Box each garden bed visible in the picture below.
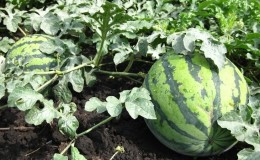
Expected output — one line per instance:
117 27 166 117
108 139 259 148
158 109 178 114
0 75 242 160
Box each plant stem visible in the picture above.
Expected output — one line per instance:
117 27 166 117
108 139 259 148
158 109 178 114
93 9 111 67
110 151 119 160
76 116 114 138
62 62 93 74
96 70 145 78
24 61 93 76
60 139 75 155
18 26 27 36
36 74 59 92
0 126 34 131
24 70 56 75
124 55 134 72
125 76 143 84
60 116 114 155
110 146 125 160
93 36 106 67
0 104 8 110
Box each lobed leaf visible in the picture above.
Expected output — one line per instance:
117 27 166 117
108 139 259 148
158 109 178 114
40 12 61 35
123 87 156 119
68 70 84 93
1 4 26 32
58 115 79 138
125 99 155 119
53 82 73 103
0 74 5 99
84 97 107 113
0 37 15 53
8 86 44 110
53 154 68 160
106 96 123 117
25 99 58 125
71 146 86 160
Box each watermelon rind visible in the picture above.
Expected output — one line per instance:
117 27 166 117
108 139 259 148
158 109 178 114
144 53 248 157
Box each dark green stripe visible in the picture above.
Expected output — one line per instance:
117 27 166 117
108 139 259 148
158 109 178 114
228 62 242 105
12 52 54 61
162 55 209 135
25 62 57 70
185 56 202 83
144 74 199 140
185 55 208 99
8 40 45 57
209 61 222 123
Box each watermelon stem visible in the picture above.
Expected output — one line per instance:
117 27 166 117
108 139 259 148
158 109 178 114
62 62 94 74
60 139 76 155
60 116 114 155
96 69 145 78
109 146 125 160
36 74 59 92
124 55 134 72
0 104 8 110
24 61 94 75
18 26 27 36
93 33 107 67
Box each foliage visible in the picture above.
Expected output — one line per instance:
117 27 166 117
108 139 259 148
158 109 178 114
218 86 260 160
0 0 259 159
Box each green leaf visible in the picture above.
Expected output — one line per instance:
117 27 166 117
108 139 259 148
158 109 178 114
29 75 48 90
1 4 26 32
84 69 96 87
53 81 72 103
125 99 155 119
0 74 5 99
71 146 86 160
124 87 156 119
0 37 15 53
147 44 166 60
126 87 151 101
84 97 107 113
0 55 5 73
167 33 187 54
218 109 255 142
136 37 148 56
238 148 260 160
8 86 44 110
168 28 227 69
25 99 58 125
39 40 58 54
59 102 77 115
53 153 68 160
113 52 129 65
68 70 84 93
24 12 42 31
218 102 260 159
119 90 131 103
58 115 79 138
200 39 226 70
106 96 123 117
111 38 133 65
40 12 61 35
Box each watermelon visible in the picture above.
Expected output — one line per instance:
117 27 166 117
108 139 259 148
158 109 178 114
144 53 248 156
6 34 58 71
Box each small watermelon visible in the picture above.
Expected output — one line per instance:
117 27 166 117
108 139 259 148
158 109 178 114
144 53 248 156
6 34 58 72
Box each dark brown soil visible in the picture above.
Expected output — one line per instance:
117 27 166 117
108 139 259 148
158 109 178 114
0 73 245 160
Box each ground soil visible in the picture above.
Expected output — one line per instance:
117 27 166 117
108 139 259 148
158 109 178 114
0 70 246 160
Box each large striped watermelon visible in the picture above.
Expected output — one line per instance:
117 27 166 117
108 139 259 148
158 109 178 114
6 34 58 71
144 53 248 156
